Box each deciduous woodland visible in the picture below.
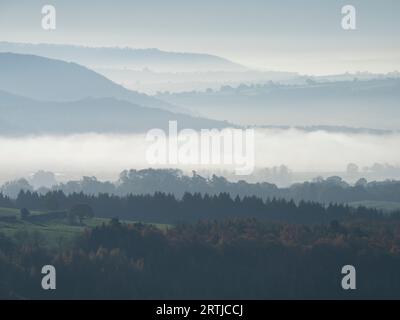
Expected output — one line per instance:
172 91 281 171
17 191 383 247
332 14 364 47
1 218 400 299
0 191 400 299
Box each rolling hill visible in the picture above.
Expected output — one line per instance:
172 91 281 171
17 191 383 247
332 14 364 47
0 52 188 114
0 42 246 72
0 90 233 134
157 79 400 129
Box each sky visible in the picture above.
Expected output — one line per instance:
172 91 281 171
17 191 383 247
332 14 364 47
0 0 399 74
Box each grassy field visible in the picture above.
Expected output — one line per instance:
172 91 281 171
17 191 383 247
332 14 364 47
0 207 45 217
0 207 170 247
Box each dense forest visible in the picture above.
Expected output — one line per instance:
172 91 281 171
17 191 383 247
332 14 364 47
1 218 400 299
2 173 400 299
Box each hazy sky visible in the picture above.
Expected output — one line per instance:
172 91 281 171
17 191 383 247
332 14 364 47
0 0 399 74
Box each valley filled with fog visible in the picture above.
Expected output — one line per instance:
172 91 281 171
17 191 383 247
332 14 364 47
0 46 399 187
0 128 399 186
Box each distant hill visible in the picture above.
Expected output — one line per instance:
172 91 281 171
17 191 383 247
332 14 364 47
0 42 246 72
0 90 233 134
0 52 187 114
157 79 400 129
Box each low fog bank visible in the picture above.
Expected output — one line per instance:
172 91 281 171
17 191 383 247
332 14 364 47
0 128 399 184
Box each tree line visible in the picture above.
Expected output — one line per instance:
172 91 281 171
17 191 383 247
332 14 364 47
3 169 400 204
7 189 400 224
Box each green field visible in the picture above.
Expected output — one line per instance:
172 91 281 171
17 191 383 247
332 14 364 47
0 207 45 217
0 207 170 246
